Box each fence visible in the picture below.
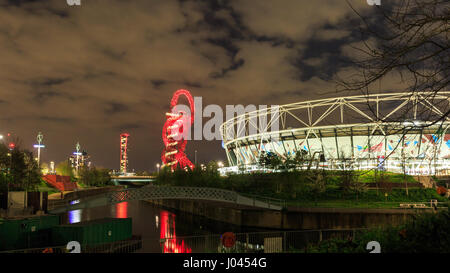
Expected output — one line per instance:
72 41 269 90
0 236 143 254
286 200 449 209
0 229 367 253
159 229 367 253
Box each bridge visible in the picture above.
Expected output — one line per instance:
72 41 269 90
110 176 155 186
48 186 285 214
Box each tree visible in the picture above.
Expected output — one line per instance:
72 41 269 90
294 150 308 169
56 160 75 179
258 152 270 170
206 161 220 178
22 150 41 191
335 0 449 176
40 162 50 174
267 153 282 170
339 0 449 99
0 142 42 191
310 171 326 205
78 166 112 187
338 158 357 197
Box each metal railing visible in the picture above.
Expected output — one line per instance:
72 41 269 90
286 200 449 209
0 229 366 253
157 229 367 253
0 236 143 254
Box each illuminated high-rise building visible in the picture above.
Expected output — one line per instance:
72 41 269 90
69 142 91 173
120 133 130 174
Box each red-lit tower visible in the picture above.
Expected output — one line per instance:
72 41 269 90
161 89 195 171
120 133 130 174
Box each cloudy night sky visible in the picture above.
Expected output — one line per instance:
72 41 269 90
0 0 407 171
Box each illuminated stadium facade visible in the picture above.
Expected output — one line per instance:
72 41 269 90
220 92 450 176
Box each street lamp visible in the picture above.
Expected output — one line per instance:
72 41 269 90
7 142 14 198
33 132 45 167
156 163 160 174
73 142 82 173
218 161 224 168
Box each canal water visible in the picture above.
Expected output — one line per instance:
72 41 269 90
58 200 268 253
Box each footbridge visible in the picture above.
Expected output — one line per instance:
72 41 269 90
110 176 155 185
48 186 284 214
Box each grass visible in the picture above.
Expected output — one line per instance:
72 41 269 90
352 170 418 184
76 182 88 189
156 168 449 209
36 180 59 194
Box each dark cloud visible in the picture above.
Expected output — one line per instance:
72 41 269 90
37 115 74 123
150 79 167 89
105 102 130 115
114 123 142 131
100 48 127 61
182 81 203 88
33 90 61 102
209 57 245 79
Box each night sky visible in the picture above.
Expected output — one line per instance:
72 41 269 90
0 0 408 171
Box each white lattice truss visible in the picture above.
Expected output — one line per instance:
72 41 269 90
220 92 450 173
48 186 284 213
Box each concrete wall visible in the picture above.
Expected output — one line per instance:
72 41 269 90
63 186 124 200
8 192 26 209
0 192 47 218
47 186 124 211
147 199 434 230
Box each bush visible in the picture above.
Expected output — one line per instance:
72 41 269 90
305 211 450 253
78 167 112 187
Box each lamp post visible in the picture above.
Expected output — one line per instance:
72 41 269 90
73 142 82 174
7 142 14 207
33 132 45 167
156 163 160 174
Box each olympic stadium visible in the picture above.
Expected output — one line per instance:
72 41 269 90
219 92 450 176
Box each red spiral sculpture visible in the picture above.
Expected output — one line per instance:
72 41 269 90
161 89 195 171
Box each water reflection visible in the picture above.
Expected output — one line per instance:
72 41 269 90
116 202 128 218
68 209 82 224
68 200 82 223
60 200 258 253
159 211 191 253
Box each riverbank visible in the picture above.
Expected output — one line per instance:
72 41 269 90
47 186 124 211
146 199 444 230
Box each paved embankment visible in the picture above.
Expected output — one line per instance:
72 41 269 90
48 186 124 211
146 199 444 230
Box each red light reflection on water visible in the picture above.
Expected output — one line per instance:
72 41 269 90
116 202 128 218
160 211 191 253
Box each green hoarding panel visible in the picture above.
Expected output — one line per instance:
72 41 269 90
51 217 132 247
0 215 60 251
